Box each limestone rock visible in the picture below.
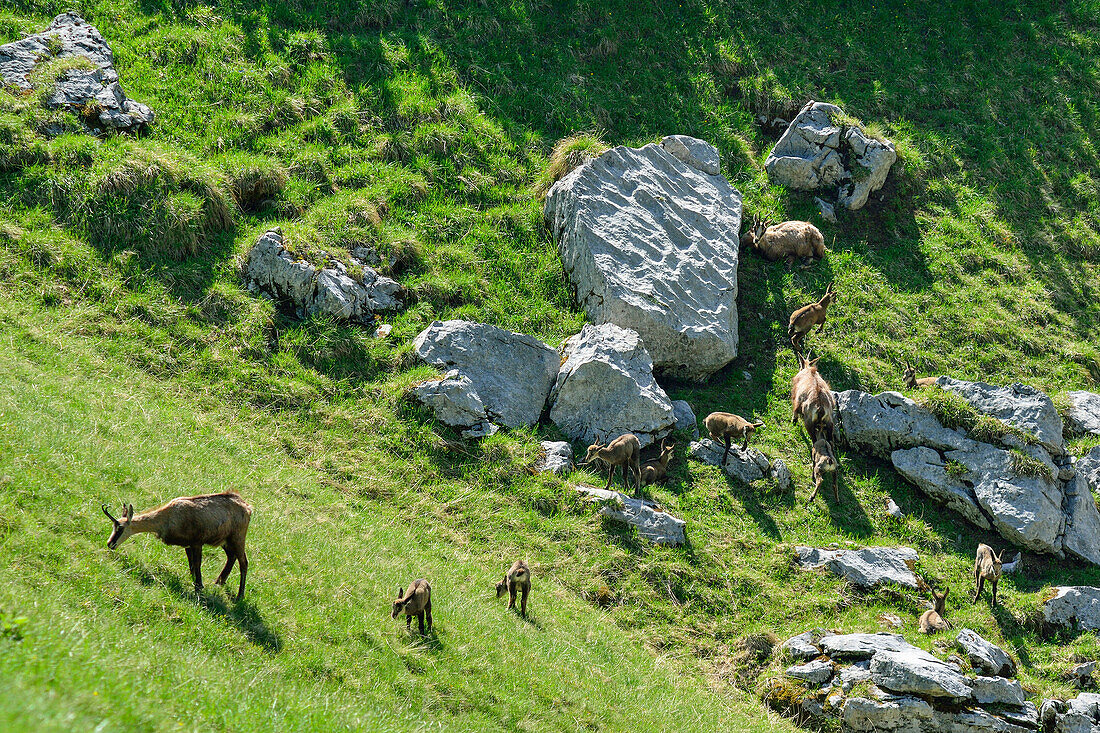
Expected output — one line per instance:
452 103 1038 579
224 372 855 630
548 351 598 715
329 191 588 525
771 458 793 493
413 320 559 429
0 13 153 133
574 484 685 545
245 229 401 323
969 676 1025 706
545 139 741 380
795 546 920 589
786 659 834 686
937 377 1065 455
411 370 497 439
956 628 1016 678
1062 473 1100 566
532 441 573 476
1064 391 1100 436
779 631 822 662
671 400 700 439
1076 446 1100 494
837 390 969 458
819 633 910 661
765 101 896 211
1043 587 1100 631
1039 693 1100 732
549 324 675 449
870 648 973 701
688 438 770 484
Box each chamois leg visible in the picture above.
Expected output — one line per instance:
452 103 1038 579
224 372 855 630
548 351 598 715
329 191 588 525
832 471 839 503
741 434 750 451
973 573 984 603
604 463 615 491
817 322 826 334
425 598 433 631
520 586 529 618
417 611 426 634
234 543 248 602
186 546 204 593
721 436 731 463
215 546 237 586
406 614 413 630
991 579 998 607
507 583 517 611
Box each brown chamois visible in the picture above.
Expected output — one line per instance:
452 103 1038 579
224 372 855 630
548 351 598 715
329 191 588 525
788 282 837 354
392 578 433 634
903 360 939 389
919 587 951 634
102 491 252 602
791 353 837 443
740 217 826 266
808 438 839 503
495 560 531 618
974 544 1006 606
704 412 765 463
581 433 642 494
639 439 676 487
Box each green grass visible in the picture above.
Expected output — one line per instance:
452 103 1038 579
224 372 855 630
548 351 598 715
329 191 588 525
2 0 1100 729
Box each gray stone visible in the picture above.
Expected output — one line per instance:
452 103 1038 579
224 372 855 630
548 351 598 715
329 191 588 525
411 370 497 439
1062 473 1100 566
969 676 1026 706
671 400 699 439
795 546 920 589
815 196 838 223
545 139 741 380
532 441 573 476
0 13 153 133
1044 587 1100 631
1065 391 1100 436
819 633 910 661
890 445 993 530
660 134 721 175
837 390 970 458
245 229 401 323
839 661 873 693
1040 694 1100 733
771 458 793 492
937 377 1065 455
787 659 834 686
1071 661 1097 687
688 438 769 484
765 101 896 211
1077 446 1100 494
573 484 685 545
956 628 1016 678
999 702 1039 730
549 324 675 449
413 320 559 429
870 648 972 701
779 631 822 662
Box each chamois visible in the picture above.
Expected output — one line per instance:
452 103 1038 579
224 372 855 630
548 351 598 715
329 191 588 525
808 438 838 503
640 439 676 487
704 412 764 463
496 560 531 618
581 433 642 494
788 282 837 354
740 217 826 266
102 491 252 602
974 544 1006 606
392 578 433 634
919 587 951 634
791 353 837 443
903 361 939 389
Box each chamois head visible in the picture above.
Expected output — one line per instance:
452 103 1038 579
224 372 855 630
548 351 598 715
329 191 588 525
990 549 1006 578
931 587 949 614
903 360 917 389
798 352 821 371
821 281 837 305
580 440 605 466
495 578 508 598
103 503 135 550
739 216 766 249
391 587 409 618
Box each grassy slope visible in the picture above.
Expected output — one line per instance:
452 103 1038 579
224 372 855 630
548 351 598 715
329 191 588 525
2 0 1100 729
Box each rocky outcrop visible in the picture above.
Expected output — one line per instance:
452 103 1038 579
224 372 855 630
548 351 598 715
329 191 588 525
1039 693 1100 732
688 438 771 485
1075 446 1100 494
672 400 700 439
544 137 742 381
766 630 1036 732
1063 391 1100 436
1043 587 1100 631
956 628 1016 678
532 441 573 475
245 228 402 323
795 546 920 589
413 320 559 429
764 101 896 211
574 484 685 545
0 13 154 133
836 388 1100 566
549 324 675 449
410 370 497 439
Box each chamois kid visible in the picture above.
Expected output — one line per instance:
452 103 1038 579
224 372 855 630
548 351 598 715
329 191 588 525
740 217 826 266
496 560 531 618
919 587 951 634
789 282 837 354
808 438 838 503
581 433 642 494
704 412 764 463
791 353 837 443
640 439 676 487
903 361 939 389
974 544 1006 606
392 578 433 634
102 491 252 602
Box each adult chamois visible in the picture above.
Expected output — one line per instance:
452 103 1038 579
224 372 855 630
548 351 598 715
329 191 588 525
581 433 642 494
496 560 531 618
704 412 764 463
102 491 252 602
740 217 826 267
974 544 1007 606
789 282 837 354
791 353 837 443
392 578 433 634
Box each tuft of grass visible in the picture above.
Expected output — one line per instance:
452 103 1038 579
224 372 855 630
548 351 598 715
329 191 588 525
919 388 1041 448
1009 449 1054 482
214 151 289 213
536 132 610 198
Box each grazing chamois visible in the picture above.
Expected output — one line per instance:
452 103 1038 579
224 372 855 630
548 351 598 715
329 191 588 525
808 438 839 503
640 439 676 487
789 282 837 354
102 491 252 602
704 412 764 463
974 544 1006 606
496 560 531 618
791 353 837 443
740 217 826 266
581 433 642 494
919 587 951 634
392 578 433 634
903 361 939 389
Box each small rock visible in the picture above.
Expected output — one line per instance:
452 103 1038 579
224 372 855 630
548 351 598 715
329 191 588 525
968 676 1025 706
819 633 910 661
660 134 722 176
1071 661 1097 687
787 659 835 686
374 323 393 338
814 197 837 223
411 370 497 440
779 631 822 662
671 400 699 439
532 441 573 476
688 438 769 484
742 370 753 382
795 546 920 589
884 496 904 518
573 484 686 545
956 628 1016 677
1064 391 1100 436
1044 587 1100 631
771 459 792 492
1000 552 1022 574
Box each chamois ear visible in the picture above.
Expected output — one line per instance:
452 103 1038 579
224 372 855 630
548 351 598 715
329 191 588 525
125 504 134 520
397 586 404 599
810 356 821 367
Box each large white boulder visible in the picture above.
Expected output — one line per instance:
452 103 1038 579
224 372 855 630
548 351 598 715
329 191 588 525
795 546 920 589
413 320 559 429
544 138 741 381
1064 391 1100 435
410 370 497 439
574 484 686 545
1043 587 1100 631
870 648 973 701
0 13 154 133
549 324 675 449
956 628 1016 678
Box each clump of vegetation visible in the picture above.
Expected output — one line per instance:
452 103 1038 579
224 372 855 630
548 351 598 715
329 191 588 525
536 133 609 198
1010 449 1054 482
919 388 1040 448
945 459 970 481
214 152 289 212
0 612 27 641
